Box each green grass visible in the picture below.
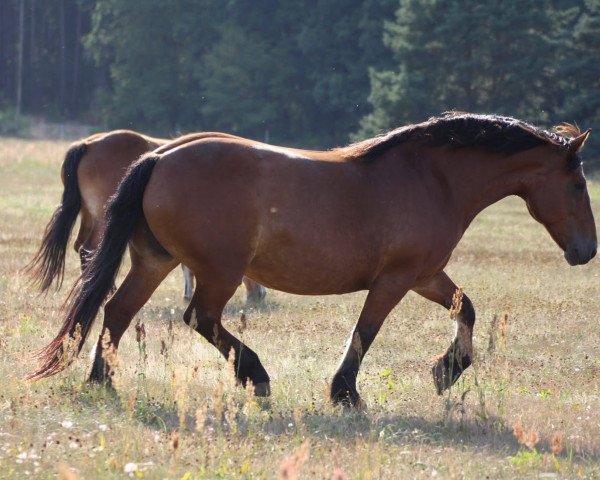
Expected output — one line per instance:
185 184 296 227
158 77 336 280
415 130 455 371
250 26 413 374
0 137 599 479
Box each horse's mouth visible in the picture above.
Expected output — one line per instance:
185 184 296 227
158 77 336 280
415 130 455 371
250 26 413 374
564 242 597 266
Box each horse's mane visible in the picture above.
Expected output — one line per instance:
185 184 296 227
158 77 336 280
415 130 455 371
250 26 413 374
336 112 579 162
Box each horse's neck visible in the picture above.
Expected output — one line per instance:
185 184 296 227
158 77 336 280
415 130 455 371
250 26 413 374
431 149 530 229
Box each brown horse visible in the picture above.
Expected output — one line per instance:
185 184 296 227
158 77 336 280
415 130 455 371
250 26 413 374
26 129 266 302
29 113 596 408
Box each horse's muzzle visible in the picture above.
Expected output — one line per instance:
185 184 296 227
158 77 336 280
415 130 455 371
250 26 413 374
564 238 597 266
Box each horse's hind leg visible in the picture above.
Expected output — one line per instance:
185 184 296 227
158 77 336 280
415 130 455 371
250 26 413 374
74 208 105 273
243 277 267 303
182 265 194 301
73 209 96 271
413 271 475 395
184 277 270 396
89 250 177 384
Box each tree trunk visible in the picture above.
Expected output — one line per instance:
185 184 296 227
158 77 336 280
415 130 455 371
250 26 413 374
59 0 66 117
72 6 81 114
16 0 25 115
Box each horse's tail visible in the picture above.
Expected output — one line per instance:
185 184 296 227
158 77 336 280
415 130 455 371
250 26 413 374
25 142 87 292
28 154 160 381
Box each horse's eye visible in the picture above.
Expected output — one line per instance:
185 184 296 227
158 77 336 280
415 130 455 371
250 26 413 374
574 182 586 192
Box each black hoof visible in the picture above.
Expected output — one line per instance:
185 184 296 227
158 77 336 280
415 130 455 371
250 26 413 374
253 382 271 397
330 373 363 409
88 357 115 388
432 352 471 395
235 349 270 394
87 373 115 391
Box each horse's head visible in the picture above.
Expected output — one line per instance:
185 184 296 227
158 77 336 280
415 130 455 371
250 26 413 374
522 129 597 266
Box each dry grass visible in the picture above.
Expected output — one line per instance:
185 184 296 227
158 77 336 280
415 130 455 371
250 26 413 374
1 136 599 478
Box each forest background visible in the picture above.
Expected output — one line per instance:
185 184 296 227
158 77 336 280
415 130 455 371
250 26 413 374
1 0 599 164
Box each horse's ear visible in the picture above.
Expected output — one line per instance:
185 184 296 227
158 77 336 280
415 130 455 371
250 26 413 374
568 129 591 154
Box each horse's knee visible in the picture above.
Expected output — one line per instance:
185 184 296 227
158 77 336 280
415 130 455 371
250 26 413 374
182 304 215 338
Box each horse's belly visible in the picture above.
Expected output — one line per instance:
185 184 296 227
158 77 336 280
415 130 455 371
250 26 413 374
246 247 371 295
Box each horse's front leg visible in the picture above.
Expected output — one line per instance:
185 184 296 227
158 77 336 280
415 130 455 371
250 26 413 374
413 271 475 394
330 274 412 408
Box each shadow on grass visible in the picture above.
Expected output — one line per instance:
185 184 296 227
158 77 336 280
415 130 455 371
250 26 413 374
223 295 283 317
142 295 281 327
54 378 600 464
122 394 600 461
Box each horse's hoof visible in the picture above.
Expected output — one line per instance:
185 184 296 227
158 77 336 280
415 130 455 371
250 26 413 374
350 397 368 412
332 395 367 411
432 358 449 395
253 382 271 397
330 388 364 410
88 362 116 390
86 376 115 392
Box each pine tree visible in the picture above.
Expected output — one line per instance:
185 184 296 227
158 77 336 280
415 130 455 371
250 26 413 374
557 0 600 162
85 0 197 133
357 0 562 137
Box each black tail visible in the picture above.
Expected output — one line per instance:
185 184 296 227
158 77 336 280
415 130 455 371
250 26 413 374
28 154 160 380
26 142 87 292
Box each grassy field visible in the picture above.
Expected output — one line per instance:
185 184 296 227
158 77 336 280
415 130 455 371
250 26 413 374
0 137 599 479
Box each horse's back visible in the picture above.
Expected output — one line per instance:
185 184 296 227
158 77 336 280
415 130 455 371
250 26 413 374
153 132 244 155
84 129 166 158
144 137 360 224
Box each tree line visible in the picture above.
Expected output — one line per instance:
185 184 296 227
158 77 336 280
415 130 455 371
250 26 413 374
1 0 598 163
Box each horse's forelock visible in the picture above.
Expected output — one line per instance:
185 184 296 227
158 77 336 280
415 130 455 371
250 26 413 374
553 123 581 139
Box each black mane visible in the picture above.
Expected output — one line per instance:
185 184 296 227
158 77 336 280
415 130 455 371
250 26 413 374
339 113 573 161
